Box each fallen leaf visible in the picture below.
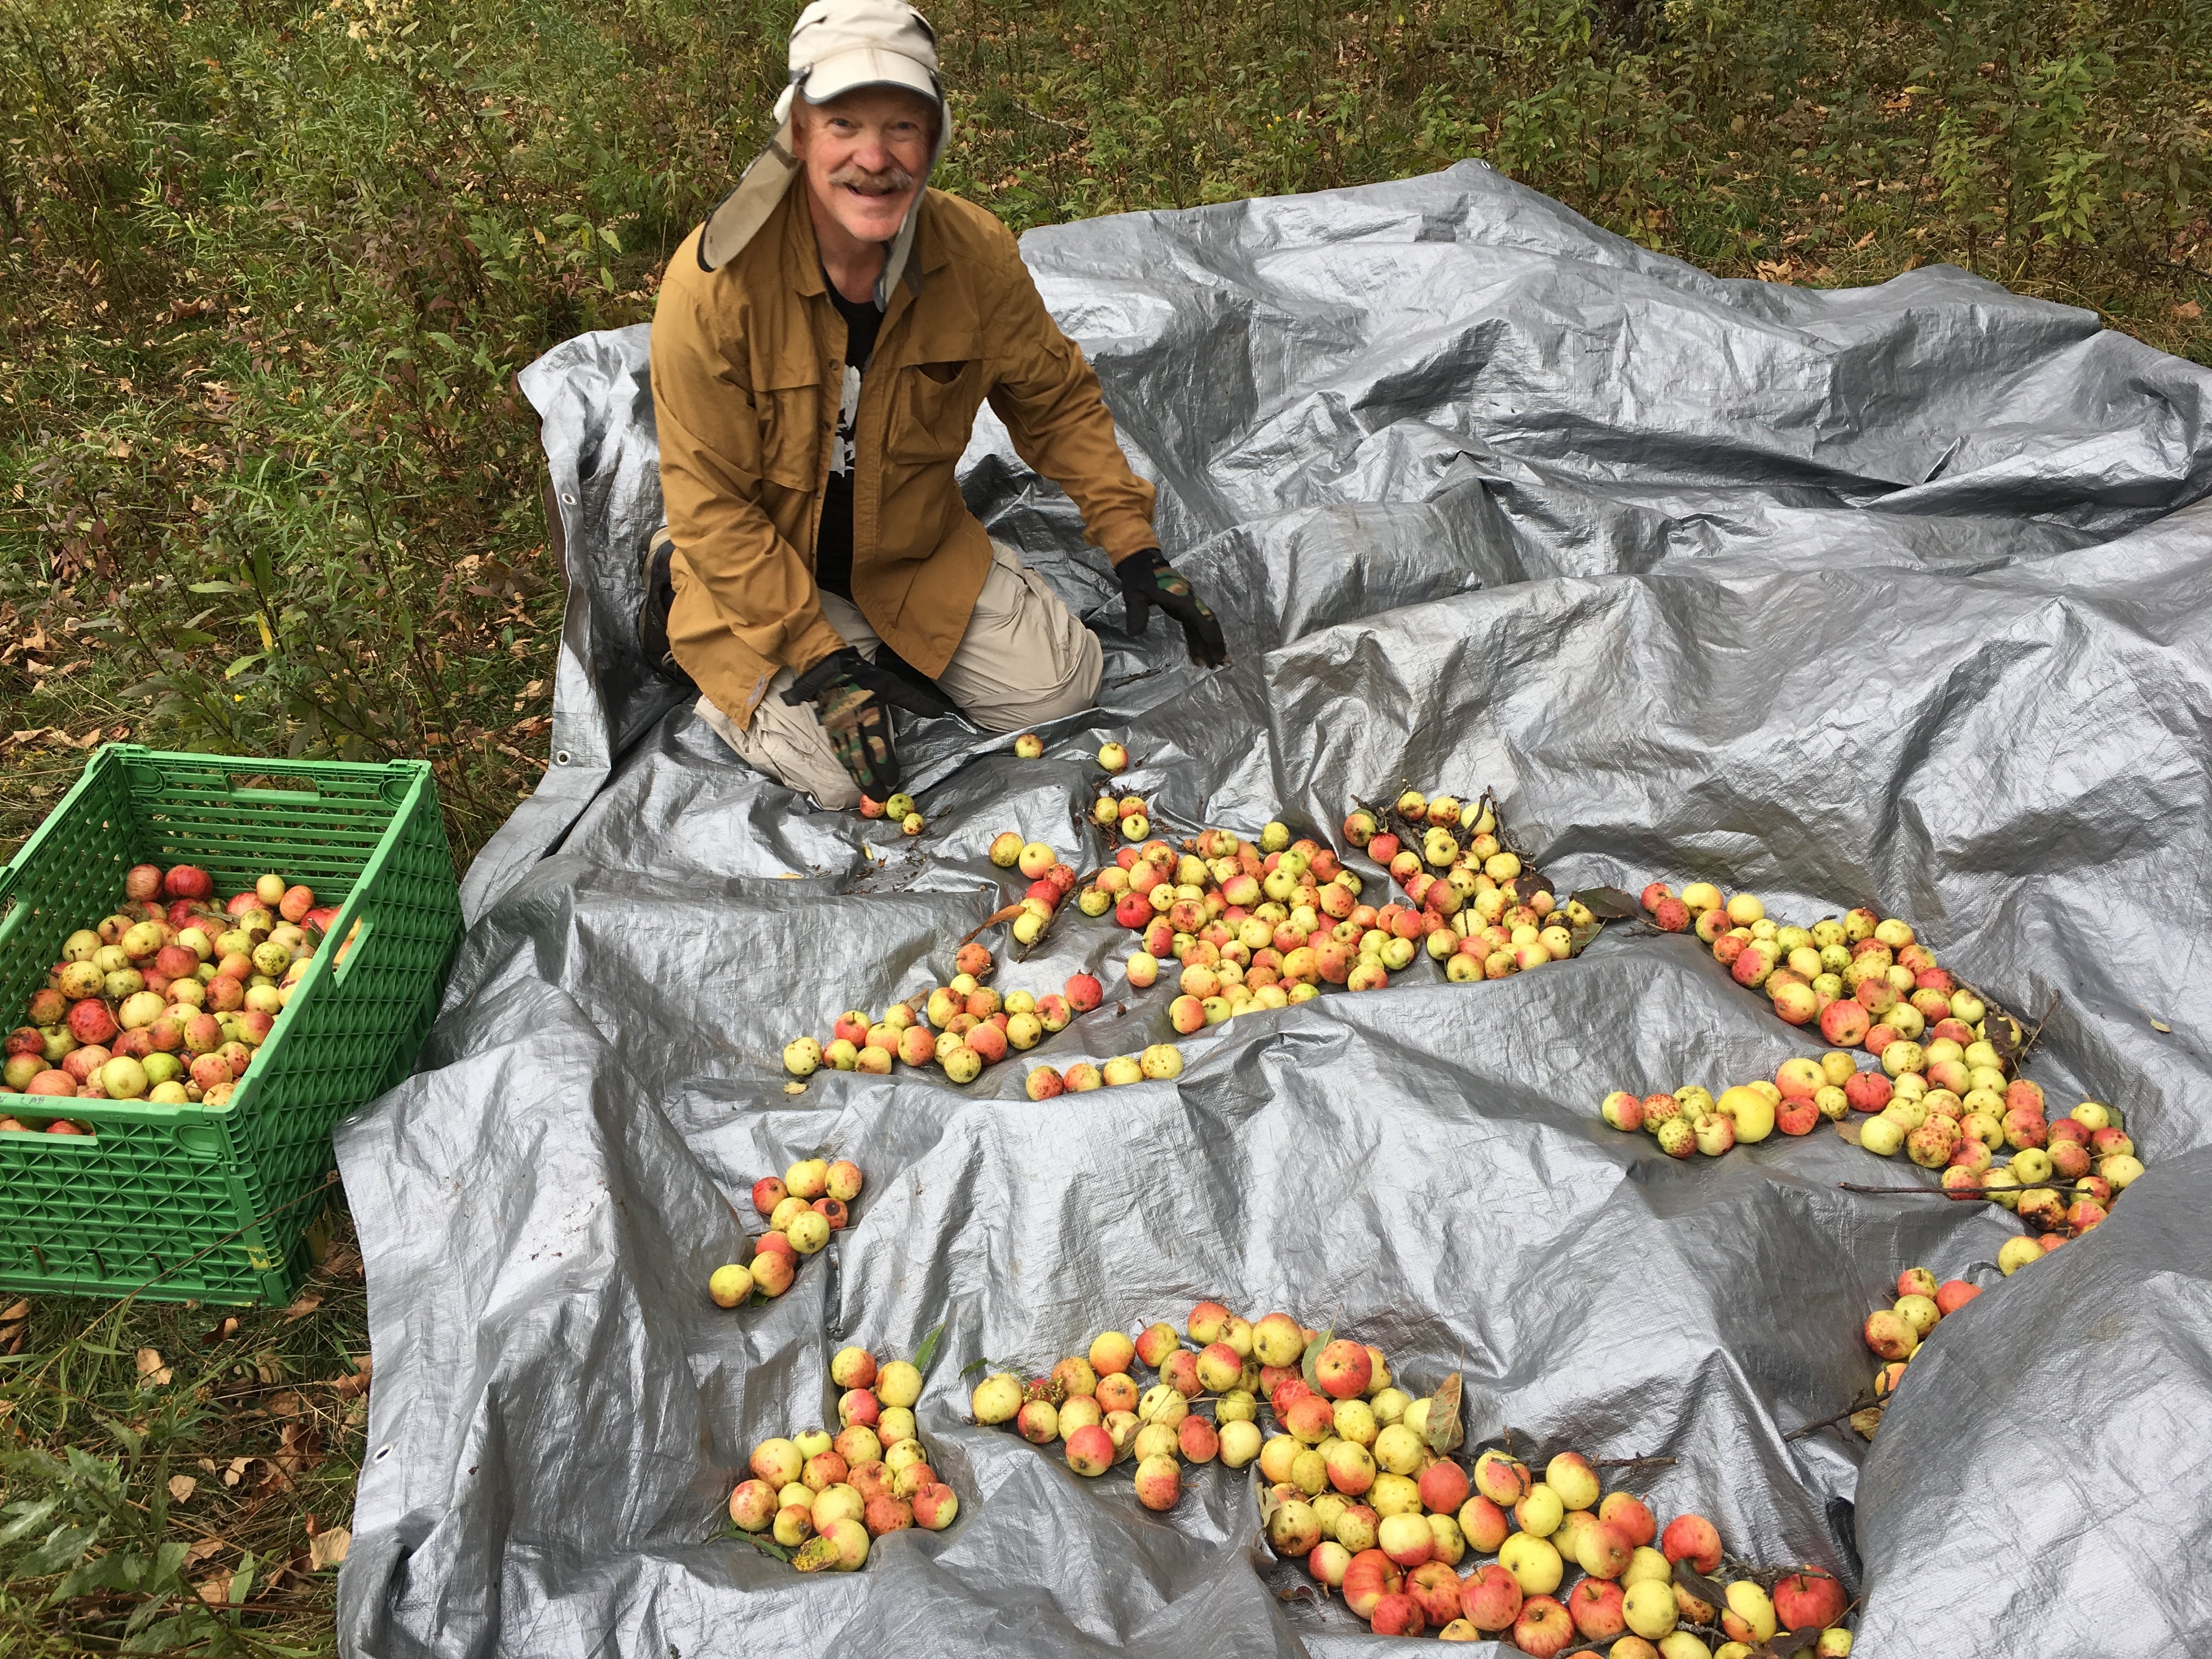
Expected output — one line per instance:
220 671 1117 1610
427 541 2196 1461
222 1455 253 1487
183 1537 225 1568
331 1355 373 1400
309 1526 351 1570
1850 1406 1884 1440
282 1291 323 1321
2176 300 2203 320
196 1573 230 1605
201 1315 240 1346
168 1475 198 1504
136 1347 174 1386
266 1390 307 1420
1 1300 27 1322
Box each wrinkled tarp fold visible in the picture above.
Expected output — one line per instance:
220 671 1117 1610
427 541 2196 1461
338 161 2212 1658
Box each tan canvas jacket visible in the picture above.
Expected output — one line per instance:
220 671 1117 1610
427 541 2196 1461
651 183 1158 727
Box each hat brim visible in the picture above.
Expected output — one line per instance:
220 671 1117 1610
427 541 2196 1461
799 46 939 106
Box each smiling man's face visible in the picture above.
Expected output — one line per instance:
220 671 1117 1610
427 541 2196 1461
793 85 936 249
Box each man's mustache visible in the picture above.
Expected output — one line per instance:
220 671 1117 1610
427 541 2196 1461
828 163 917 197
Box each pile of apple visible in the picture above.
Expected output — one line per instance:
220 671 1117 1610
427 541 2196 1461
967 1301 1852 1652
985 835 1087 948
710 1156 864 1302
1853 1086 2143 1261
1599 1052 1866 1158
1345 791 1604 983
778 941 1187 1091
2 865 343 1124
1640 884 2025 1072
725 1342 955 1571
1599 1049 2148 1255
1861 1265 1983 1429
855 789 926 836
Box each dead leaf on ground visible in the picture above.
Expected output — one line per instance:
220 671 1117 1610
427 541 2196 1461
182 1536 225 1568
331 1354 373 1399
264 1389 308 1420
196 1573 230 1605
282 1291 323 1321
168 1475 198 1504
222 1455 255 1487
201 1314 240 1346
136 1347 174 1386
309 1526 352 1570
2176 300 2203 320
318 1244 363 1279
272 1420 326 1476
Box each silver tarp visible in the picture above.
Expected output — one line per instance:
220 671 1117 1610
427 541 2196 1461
334 161 2212 1658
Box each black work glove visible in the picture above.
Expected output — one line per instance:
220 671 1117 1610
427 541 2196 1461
1118 548 1228 667
784 647 956 798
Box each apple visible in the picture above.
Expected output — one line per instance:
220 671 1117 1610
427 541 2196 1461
1499 1531 1564 1596
1460 1561 1523 1631
1570 1577 1628 1641
1513 1595 1576 1657
1772 1569 1848 1632
1660 1512 1722 1573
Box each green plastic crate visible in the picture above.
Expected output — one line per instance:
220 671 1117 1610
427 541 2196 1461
0 745 461 1305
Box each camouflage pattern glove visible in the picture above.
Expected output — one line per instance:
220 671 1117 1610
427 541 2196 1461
1118 547 1228 667
785 647 901 795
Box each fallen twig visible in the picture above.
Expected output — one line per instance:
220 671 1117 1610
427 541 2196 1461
1838 1177 2099 1198
1783 1395 1878 1442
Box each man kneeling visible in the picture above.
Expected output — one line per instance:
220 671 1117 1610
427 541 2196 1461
643 0 1224 808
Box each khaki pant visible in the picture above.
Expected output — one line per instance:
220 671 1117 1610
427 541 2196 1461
695 541 1103 809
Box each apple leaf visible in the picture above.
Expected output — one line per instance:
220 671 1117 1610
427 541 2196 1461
1567 919 1604 955
1849 1406 1884 1440
1569 886 1643 921
913 1316 947 1379
1424 1372 1464 1455
1833 1119 1863 1147
1300 1324 1334 1395
1255 1472 1284 1533
1672 1558 1732 1613
738 1532 793 1563
1745 1630 1822 1659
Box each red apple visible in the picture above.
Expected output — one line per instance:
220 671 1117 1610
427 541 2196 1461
1661 1512 1723 1573
1772 1568 1848 1632
1569 1577 1628 1641
1313 1338 1372 1400
1512 1595 1575 1657
1460 1561 1522 1631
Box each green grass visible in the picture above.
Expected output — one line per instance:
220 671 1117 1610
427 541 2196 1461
2 0 2209 1647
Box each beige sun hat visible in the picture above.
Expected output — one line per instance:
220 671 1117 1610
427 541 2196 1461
697 0 950 295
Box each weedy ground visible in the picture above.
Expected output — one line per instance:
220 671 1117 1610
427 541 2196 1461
2 0 2208 1647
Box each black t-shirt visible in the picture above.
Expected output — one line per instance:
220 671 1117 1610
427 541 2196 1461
814 279 884 601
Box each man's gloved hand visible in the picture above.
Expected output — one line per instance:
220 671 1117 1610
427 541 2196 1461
1118 548 1228 667
785 646 953 795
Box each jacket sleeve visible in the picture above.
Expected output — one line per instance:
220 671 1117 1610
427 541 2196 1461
649 281 847 677
981 238 1159 564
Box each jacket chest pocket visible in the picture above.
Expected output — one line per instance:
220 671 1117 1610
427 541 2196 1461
887 358 981 464
754 374 822 491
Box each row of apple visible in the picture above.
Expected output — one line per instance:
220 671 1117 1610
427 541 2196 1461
963 1301 1854 1651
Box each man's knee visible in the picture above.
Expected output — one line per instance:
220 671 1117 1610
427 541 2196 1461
694 691 861 810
